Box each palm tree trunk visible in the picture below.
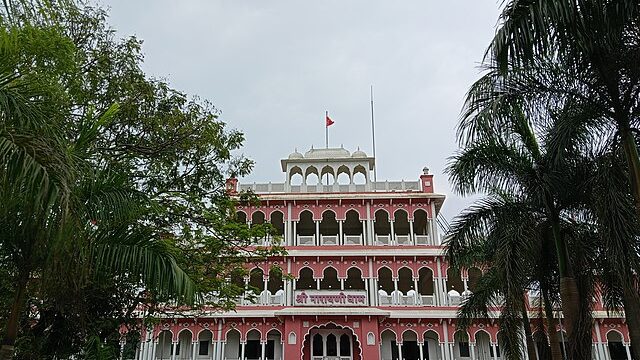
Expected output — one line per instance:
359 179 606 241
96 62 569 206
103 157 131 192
0 270 29 360
544 197 580 359
622 276 640 360
620 127 640 219
542 288 563 360
521 304 538 360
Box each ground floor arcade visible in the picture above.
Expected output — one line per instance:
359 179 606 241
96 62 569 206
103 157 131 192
133 314 631 360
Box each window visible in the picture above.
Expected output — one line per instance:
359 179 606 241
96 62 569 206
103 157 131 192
266 340 275 360
459 342 470 357
199 340 209 356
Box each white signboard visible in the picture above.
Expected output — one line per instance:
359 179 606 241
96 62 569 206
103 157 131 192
294 290 368 306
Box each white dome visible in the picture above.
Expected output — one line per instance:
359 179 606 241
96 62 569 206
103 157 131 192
351 148 367 158
288 149 303 159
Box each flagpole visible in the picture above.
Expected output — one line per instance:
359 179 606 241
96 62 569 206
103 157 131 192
370 86 378 183
325 110 329 149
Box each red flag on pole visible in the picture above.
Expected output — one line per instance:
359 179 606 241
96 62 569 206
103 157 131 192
326 115 335 127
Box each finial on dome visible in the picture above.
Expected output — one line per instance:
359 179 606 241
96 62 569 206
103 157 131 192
423 166 430 175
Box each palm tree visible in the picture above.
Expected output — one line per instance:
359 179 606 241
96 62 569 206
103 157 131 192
446 193 544 360
449 83 595 358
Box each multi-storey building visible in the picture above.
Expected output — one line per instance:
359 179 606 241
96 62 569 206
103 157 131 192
136 147 631 360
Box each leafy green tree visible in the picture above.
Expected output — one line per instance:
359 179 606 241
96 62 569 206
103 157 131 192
0 1 284 358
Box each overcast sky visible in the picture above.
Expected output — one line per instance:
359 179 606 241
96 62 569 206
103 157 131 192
104 1 501 222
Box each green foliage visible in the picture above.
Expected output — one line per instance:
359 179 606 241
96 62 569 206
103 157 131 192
0 1 284 358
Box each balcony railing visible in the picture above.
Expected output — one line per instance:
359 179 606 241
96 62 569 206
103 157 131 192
343 235 362 245
395 235 411 245
378 290 435 306
239 180 421 194
375 235 391 245
321 235 339 245
298 235 315 246
415 234 433 245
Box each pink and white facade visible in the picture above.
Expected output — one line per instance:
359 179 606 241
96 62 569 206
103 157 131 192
136 147 631 360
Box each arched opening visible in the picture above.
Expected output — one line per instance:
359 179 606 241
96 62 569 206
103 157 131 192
197 330 213 358
345 267 365 290
230 271 245 304
353 165 367 185
320 210 339 245
475 331 492 360
251 211 265 226
397 267 415 305
270 211 285 238
377 267 394 305
320 267 340 290
380 329 398 360
155 330 172 359
337 165 351 185
303 324 358 360
235 211 247 224
297 267 315 290
413 209 431 245
245 329 261 360
607 330 627 360
266 329 282 360
176 330 193 359
467 267 482 294
225 330 241 360
394 209 411 245
248 268 264 304
343 210 363 245
423 331 440 360
401 330 420 360
446 268 464 305
374 210 391 245
290 166 303 186
321 165 335 187
297 210 315 246
305 166 319 187
453 331 470 359
418 267 435 305
266 268 284 305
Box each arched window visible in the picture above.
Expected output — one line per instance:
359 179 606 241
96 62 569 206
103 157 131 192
394 210 409 235
353 165 367 185
249 268 264 294
297 268 315 290
320 267 340 290
290 166 303 186
297 211 315 236
320 211 339 236
270 211 285 237
235 211 247 224
397 267 413 293
346 267 365 290
251 211 265 226
336 165 350 185
321 165 335 186
305 166 319 186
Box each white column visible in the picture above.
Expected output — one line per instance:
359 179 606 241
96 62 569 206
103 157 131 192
263 278 269 305
409 220 415 244
315 221 320 245
211 341 217 360
439 343 446 360
436 258 445 306
397 342 403 360
171 342 177 360
293 221 297 245
492 343 498 360
418 342 424 360
240 342 245 360
338 220 343 245
364 277 370 305
192 342 197 360
463 277 469 293
470 343 477 360
261 341 266 360
323 334 327 357
625 344 632 360
316 278 320 290
340 278 345 290
390 220 395 244
362 221 367 245
220 342 225 360
393 278 399 305
151 341 158 360
413 277 420 305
